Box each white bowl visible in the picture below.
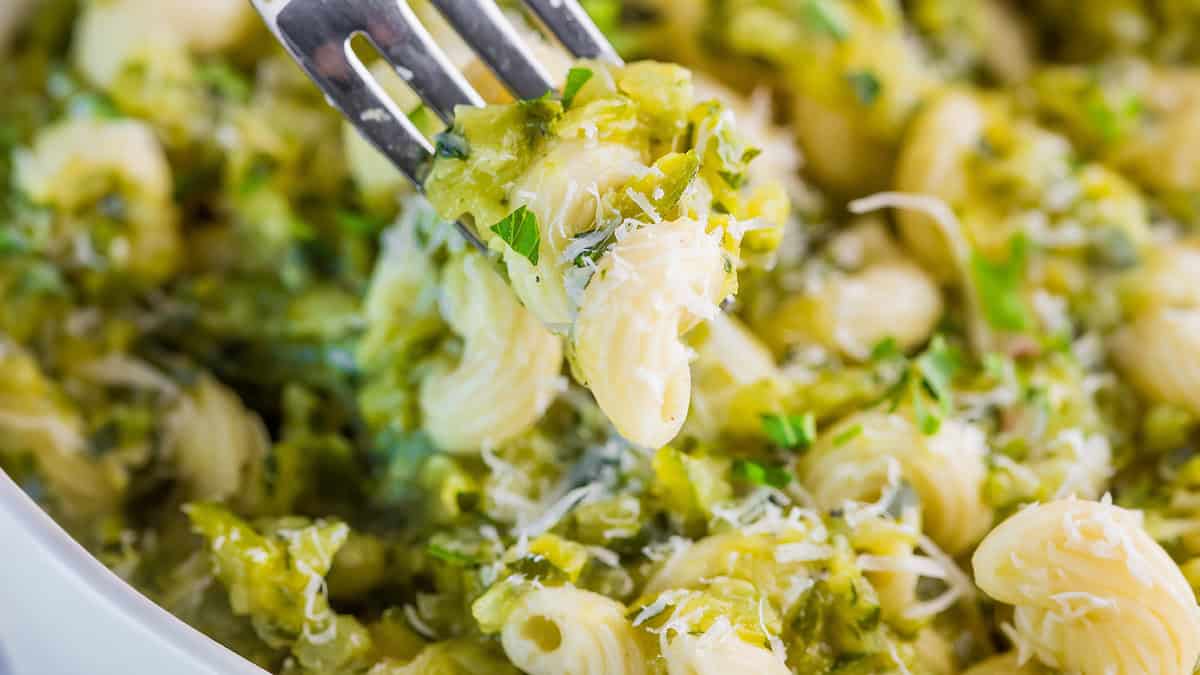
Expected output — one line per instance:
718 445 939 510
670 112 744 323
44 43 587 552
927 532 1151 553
0 472 265 675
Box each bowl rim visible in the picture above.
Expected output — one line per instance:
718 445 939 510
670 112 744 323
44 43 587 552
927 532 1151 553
0 471 266 674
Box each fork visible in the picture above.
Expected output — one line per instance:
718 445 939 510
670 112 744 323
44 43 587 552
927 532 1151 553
250 0 623 247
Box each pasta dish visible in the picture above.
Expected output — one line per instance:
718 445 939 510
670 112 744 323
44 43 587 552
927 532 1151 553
3 1 1200 674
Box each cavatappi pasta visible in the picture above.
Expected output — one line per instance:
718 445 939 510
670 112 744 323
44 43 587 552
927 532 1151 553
6 1 1200 673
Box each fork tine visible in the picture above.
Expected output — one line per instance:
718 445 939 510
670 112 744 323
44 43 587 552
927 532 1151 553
259 0 486 249
264 0 433 185
428 0 557 101
521 0 623 64
272 0 483 125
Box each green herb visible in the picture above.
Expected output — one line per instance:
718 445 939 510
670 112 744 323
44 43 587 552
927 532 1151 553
1084 92 1142 144
239 157 275 195
846 70 881 106
915 335 960 412
0 229 29 255
335 209 387 236
434 129 470 159
197 62 251 103
970 235 1031 332
804 0 850 40
718 169 747 189
983 352 1011 380
427 543 480 567
732 459 793 488
761 413 817 450
869 336 901 362
912 383 941 435
832 424 863 447
561 67 594 109
490 205 541 265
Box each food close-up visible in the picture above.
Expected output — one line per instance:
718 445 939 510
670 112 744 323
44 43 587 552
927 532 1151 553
2 0 1200 674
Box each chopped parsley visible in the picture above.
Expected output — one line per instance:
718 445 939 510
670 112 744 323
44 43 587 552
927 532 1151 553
832 424 863 447
912 383 941 435
804 0 850 41
915 336 960 412
561 67 594 109
196 62 251 103
762 413 817 450
1084 92 1143 144
870 336 902 362
906 336 961 435
732 459 793 488
490 205 541 265
427 543 481 567
846 70 881 106
433 129 470 159
335 209 388 236
970 235 1031 332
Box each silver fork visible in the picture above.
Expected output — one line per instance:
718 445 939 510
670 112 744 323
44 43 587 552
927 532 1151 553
250 0 622 247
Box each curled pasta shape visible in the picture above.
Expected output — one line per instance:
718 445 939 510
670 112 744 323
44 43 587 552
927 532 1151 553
500 586 647 675
894 90 987 277
74 0 253 87
1117 70 1200 194
510 140 646 327
1111 246 1200 415
972 498 1200 675
775 260 943 361
419 253 564 453
662 628 790 675
688 313 779 439
800 411 992 555
162 376 270 502
15 118 180 283
643 522 825 608
573 218 728 448
1111 309 1200 416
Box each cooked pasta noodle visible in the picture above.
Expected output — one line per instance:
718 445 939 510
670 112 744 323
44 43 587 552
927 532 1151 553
500 586 648 675
973 498 1200 675
574 218 728 447
801 411 992 555
419 253 564 453
661 626 790 675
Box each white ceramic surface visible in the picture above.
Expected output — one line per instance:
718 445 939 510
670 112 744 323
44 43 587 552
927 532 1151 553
0 471 265 675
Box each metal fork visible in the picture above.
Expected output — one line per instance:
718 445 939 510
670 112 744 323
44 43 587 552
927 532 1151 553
251 0 622 247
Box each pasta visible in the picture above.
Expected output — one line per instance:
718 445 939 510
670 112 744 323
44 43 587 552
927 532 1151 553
14 118 180 283
1111 244 1200 415
418 253 564 454
74 0 253 87
769 257 943 361
162 375 270 502
687 312 780 439
9 2 1200 674
661 626 790 675
973 498 1200 675
499 586 647 675
574 218 728 447
800 410 992 556
426 60 782 446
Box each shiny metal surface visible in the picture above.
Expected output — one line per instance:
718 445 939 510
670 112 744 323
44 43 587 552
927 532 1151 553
250 0 618 249
522 0 622 64
429 0 556 101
